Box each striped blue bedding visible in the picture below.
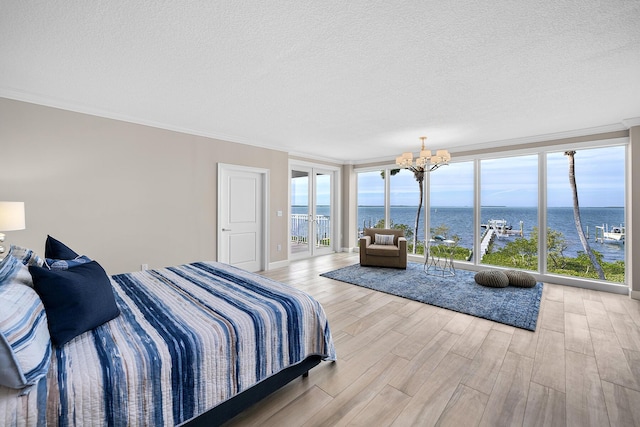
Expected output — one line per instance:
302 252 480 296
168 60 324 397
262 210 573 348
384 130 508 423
1 261 336 426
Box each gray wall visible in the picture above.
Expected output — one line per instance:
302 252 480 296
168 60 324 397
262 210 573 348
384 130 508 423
0 98 289 274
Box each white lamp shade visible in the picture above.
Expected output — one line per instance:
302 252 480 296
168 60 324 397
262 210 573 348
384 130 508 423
0 202 26 231
436 150 451 161
397 137 452 170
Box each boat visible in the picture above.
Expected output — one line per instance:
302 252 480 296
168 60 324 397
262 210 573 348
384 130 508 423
481 219 523 238
595 224 625 245
481 219 512 230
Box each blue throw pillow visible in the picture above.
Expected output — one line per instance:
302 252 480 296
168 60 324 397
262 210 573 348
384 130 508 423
44 235 79 260
29 261 120 347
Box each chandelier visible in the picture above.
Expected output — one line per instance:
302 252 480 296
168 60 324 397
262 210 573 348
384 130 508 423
395 136 451 171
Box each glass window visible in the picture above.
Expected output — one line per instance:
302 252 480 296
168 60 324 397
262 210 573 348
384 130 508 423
352 141 627 290
429 161 474 262
291 170 309 254
357 170 385 241
315 172 332 249
390 168 424 254
480 155 538 270
546 146 625 283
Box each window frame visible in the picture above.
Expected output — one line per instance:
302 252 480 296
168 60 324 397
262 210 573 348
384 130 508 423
353 137 629 294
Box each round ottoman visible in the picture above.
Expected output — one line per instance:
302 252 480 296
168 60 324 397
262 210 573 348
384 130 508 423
474 270 509 288
505 270 537 288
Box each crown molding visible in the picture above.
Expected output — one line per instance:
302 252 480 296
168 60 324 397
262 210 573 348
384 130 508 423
622 117 640 129
451 123 629 154
287 150 347 165
3 90 369 165
352 123 630 166
351 155 398 166
0 90 293 155
3 89 636 165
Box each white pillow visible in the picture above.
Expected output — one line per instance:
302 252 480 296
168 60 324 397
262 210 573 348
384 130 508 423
374 233 395 245
0 255 52 391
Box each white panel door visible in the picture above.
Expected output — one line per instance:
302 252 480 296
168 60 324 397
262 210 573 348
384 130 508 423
219 165 264 272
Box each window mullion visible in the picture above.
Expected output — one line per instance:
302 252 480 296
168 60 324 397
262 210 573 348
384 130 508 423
539 152 547 274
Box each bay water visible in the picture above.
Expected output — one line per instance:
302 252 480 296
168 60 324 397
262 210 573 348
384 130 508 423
359 206 625 263
294 205 625 263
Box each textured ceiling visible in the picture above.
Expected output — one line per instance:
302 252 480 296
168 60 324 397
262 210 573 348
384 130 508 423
1 1 639 163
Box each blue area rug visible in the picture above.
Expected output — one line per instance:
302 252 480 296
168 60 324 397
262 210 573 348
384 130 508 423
321 262 542 331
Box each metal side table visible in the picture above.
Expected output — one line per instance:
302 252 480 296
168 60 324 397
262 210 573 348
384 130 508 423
424 238 456 276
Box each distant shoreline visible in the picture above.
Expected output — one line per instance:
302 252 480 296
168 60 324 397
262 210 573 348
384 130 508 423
347 205 625 209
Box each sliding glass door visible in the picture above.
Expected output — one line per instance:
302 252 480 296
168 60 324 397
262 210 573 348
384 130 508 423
290 165 335 259
291 169 311 257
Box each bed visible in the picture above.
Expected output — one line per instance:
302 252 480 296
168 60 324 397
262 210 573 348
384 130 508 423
1 247 336 427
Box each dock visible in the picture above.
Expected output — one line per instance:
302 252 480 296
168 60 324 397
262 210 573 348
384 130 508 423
478 229 496 261
481 219 523 238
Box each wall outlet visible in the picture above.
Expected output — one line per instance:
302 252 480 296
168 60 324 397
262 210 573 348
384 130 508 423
277 244 282 251
141 264 149 271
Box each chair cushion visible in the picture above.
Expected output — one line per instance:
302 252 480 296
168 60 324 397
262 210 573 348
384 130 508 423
505 270 537 288
366 244 400 257
474 270 509 288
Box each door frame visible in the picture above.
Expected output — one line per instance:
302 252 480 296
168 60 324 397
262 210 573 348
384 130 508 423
217 163 269 271
288 160 340 259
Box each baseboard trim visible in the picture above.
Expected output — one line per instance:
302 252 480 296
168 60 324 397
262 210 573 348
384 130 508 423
267 259 290 270
630 290 640 300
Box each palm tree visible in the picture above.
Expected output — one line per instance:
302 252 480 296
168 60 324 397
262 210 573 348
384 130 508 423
380 166 425 254
564 150 605 280
408 167 425 254
381 168 424 254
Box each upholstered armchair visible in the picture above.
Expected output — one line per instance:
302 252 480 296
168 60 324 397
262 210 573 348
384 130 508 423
359 228 407 269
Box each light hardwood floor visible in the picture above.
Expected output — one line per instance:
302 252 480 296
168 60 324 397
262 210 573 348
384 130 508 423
226 253 640 426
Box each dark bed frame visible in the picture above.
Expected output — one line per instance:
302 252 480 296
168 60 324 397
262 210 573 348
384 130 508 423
182 355 323 427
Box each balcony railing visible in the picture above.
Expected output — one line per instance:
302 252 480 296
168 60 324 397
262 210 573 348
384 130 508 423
291 214 331 247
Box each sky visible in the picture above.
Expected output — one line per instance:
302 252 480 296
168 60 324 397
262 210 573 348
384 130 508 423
354 145 626 208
